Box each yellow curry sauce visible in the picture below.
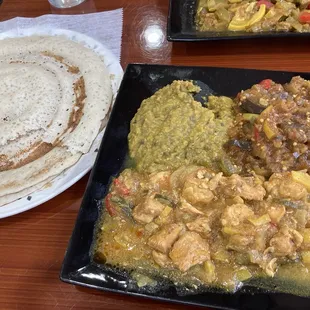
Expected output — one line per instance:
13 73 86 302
95 78 310 295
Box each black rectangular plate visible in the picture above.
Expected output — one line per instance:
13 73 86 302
167 0 310 41
60 64 310 310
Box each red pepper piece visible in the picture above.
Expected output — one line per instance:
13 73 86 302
113 178 130 195
299 11 310 24
105 193 117 216
270 222 278 229
136 229 144 238
259 79 273 90
254 126 260 142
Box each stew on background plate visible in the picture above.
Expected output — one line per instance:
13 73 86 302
196 0 310 32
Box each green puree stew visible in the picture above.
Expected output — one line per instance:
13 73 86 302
128 80 235 173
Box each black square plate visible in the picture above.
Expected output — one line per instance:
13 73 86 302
60 64 310 310
167 0 310 41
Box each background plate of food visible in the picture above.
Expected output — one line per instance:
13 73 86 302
61 64 310 309
0 28 123 218
167 0 310 41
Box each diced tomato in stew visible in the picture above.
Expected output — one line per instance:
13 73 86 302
113 178 130 195
254 126 260 142
105 194 117 216
257 0 273 9
299 11 310 24
259 79 273 90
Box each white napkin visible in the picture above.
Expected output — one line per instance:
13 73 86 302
0 9 123 60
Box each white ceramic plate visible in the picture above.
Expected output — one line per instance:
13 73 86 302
0 28 123 218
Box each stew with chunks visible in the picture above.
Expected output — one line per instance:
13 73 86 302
196 0 310 33
95 76 310 295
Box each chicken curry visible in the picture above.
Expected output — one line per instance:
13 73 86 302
196 0 310 33
95 78 310 295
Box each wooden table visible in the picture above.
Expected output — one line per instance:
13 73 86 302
1 0 310 309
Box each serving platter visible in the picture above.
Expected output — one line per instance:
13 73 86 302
0 28 123 219
61 64 310 310
167 0 310 41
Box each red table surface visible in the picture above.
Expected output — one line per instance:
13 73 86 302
1 0 310 309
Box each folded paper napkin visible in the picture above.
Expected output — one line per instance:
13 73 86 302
0 8 123 60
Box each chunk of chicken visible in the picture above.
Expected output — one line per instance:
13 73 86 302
132 193 166 224
269 228 303 257
294 209 308 230
208 173 223 191
267 205 286 224
182 180 214 205
221 203 254 227
149 171 171 191
291 229 304 247
249 250 278 277
152 250 173 268
226 235 254 252
265 258 278 277
169 231 210 272
179 199 204 216
186 216 211 235
118 168 147 195
218 174 266 201
148 223 185 254
231 196 244 204
170 166 203 190
253 226 269 252
279 214 298 230
264 173 308 201
270 230 294 257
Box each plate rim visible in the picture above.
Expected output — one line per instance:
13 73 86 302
0 28 123 218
